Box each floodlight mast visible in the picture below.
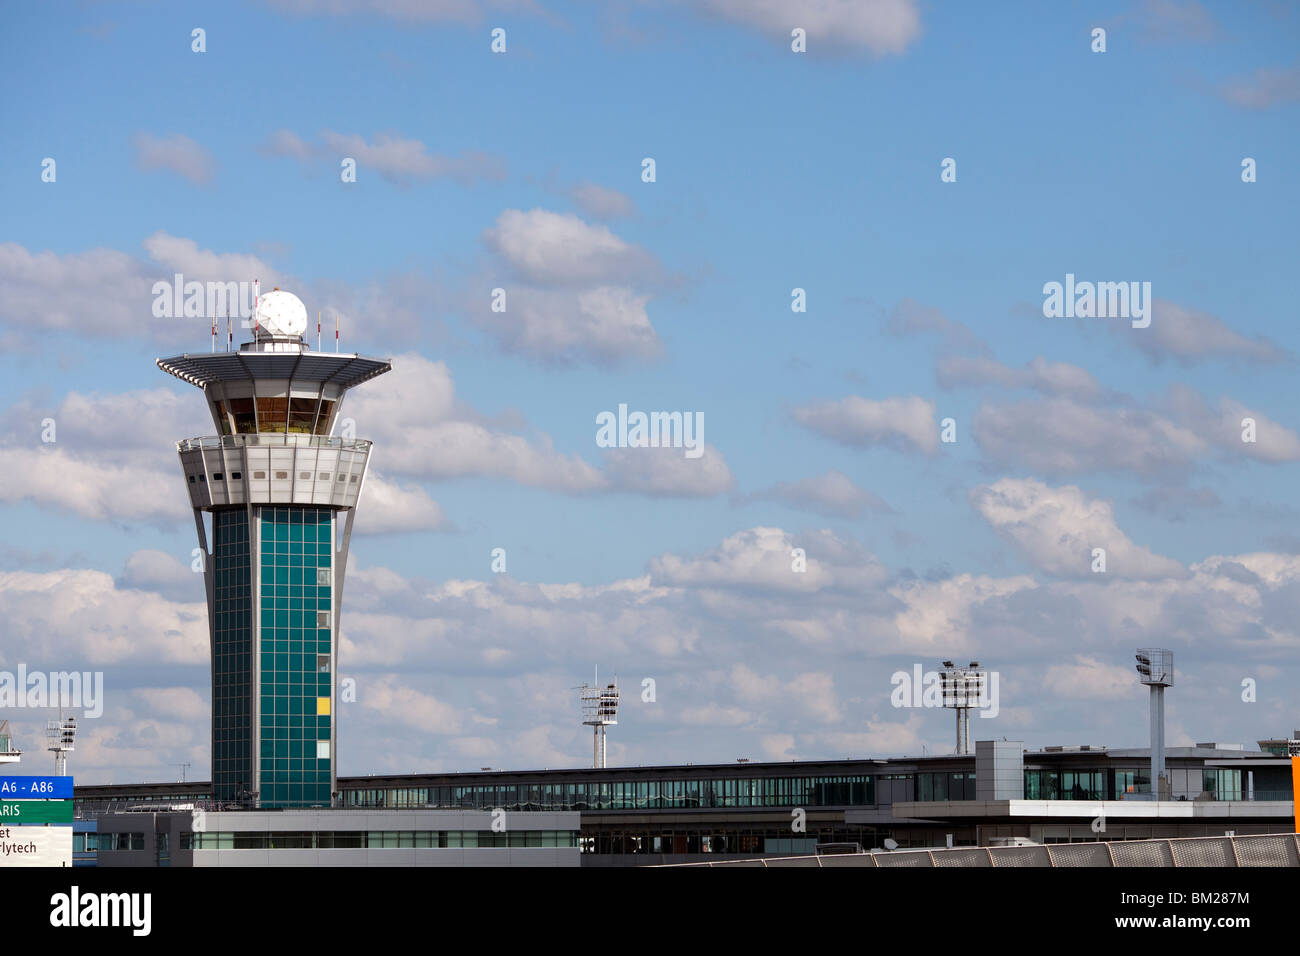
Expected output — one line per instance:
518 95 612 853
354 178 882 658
940 661 985 755
1136 648 1173 800
46 714 77 776
579 667 619 769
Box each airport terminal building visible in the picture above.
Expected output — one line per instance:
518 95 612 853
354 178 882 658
76 735 1296 866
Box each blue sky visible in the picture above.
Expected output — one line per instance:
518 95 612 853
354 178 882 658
0 0 1298 782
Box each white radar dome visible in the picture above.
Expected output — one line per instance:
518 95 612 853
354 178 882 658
253 289 309 338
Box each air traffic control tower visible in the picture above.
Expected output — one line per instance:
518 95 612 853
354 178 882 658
158 289 390 808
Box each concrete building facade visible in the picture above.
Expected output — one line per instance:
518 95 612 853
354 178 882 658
95 809 580 867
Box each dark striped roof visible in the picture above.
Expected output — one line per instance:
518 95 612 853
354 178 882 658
157 350 391 389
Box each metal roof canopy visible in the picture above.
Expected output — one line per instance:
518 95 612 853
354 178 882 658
157 350 392 389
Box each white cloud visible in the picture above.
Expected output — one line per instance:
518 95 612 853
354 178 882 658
264 0 491 23
649 526 884 594
350 353 733 497
1218 65 1300 110
484 208 656 285
1129 300 1288 364
760 733 797 759
971 478 1186 580
131 133 216 185
479 285 661 364
0 233 292 343
1163 386 1300 463
694 0 921 55
0 243 154 336
262 127 315 160
361 676 464 733
328 131 505 184
354 473 449 534
569 182 637 220
973 389 1300 477
260 129 507 185
938 354 1104 400
730 665 841 723
886 298 985 352
818 715 928 756
119 550 203 603
474 209 665 364
1132 0 1219 43
603 444 734 497
6 387 208 456
131 686 208 721
142 232 289 290
0 447 186 525
889 573 1038 649
0 381 448 534
0 568 207 666
974 397 1205 477
1043 656 1135 700
680 704 754 726
347 354 608 492
749 469 887 518
791 395 937 454
20 514 1300 782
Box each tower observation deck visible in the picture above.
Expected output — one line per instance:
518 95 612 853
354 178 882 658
158 290 391 808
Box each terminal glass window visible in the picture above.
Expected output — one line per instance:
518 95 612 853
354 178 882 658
1204 768 1242 800
1025 770 1059 799
258 507 334 808
1114 769 1150 798
212 510 252 803
917 772 976 801
1061 770 1106 800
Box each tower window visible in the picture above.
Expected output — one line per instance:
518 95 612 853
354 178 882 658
229 397 256 433
253 471 266 479
212 473 223 481
275 471 288 480
299 471 311 480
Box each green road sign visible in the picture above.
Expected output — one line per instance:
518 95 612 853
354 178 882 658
0 800 73 824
